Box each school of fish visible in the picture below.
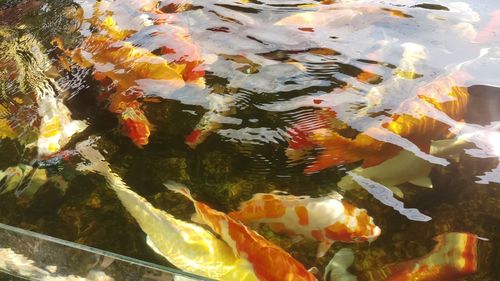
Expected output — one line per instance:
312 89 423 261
1 0 496 280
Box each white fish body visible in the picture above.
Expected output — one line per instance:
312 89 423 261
338 150 433 197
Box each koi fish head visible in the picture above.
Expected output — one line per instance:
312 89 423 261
185 129 204 149
326 202 381 243
120 106 151 147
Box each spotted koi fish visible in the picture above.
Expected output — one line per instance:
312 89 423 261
165 182 317 281
325 232 479 281
228 191 381 257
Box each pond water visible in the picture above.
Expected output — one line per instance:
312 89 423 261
0 0 499 280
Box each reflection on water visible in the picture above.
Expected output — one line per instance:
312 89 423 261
0 0 499 280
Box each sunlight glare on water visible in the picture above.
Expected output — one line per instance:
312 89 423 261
0 0 499 280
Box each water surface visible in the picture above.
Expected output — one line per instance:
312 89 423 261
0 0 499 280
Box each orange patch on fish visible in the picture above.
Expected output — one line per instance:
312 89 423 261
228 194 287 222
228 191 380 258
294 206 309 225
168 184 316 281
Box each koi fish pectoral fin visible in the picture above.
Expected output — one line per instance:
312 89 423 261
385 186 404 198
164 182 194 201
307 267 319 274
408 176 433 188
324 248 357 281
291 235 305 244
191 213 205 225
316 240 334 258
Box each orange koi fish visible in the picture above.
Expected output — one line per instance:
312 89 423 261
228 191 381 257
54 35 184 147
55 0 205 147
294 72 469 174
325 232 479 281
120 103 152 147
165 182 317 281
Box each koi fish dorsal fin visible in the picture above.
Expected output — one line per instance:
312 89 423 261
164 181 194 202
305 132 362 173
327 191 343 201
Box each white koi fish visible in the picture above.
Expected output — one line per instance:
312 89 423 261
228 191 381 257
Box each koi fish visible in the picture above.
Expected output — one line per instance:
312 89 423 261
325 232 479 281
228 191 381 257
76 140 258 281
119 103 152 147
337 134 480 198
338 150 432 198
185 94 234 148
295 68 469 174
165 182 317 281
55 0 205 147
0 27 87 156
37 93 88 156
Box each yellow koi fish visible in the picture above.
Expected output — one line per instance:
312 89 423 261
228 191 381 257
76 140 258 281
165 182 317 281
37 94 87 156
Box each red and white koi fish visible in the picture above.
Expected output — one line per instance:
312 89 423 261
325 232 480 281
228 191 381 257
165 182 317 281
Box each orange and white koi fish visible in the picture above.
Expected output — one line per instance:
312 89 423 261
289 65 469 174
165 182 317 281
76 140 258 281
325 232 480 281
228 191 381 257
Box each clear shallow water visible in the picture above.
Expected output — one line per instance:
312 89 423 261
0 0 499 280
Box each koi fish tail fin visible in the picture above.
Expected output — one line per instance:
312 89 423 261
304 132 364 174
431 232 479 274
324 248 357 281
164 181 194 202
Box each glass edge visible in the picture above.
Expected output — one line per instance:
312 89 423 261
0 222 212 281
